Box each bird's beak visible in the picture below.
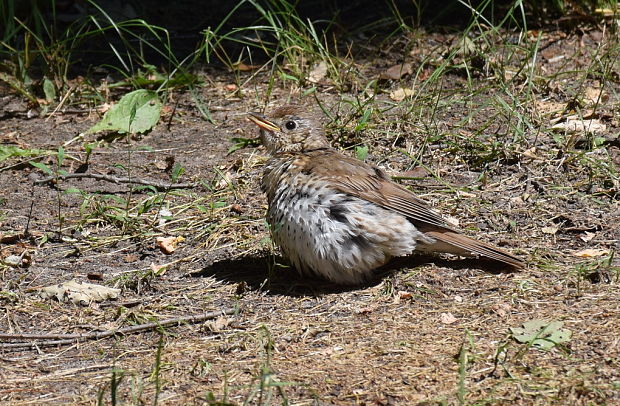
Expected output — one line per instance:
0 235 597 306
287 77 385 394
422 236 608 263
248 112 280 132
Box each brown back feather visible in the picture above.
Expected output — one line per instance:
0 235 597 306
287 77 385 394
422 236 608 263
302 149 524 268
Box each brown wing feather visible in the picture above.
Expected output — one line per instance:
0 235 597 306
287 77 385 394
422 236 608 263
304 150 524 268
305 151 452 229
422 230 525 268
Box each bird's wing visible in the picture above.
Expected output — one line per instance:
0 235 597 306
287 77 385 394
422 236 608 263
305 150 452 230
305 150 524 268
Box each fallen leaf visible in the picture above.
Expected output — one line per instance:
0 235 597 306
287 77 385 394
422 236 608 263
2 255 22 267
308 61 328 83
521 147 543 160
156 236 185 254
572 248 609 258
38 280 120 305
398 291 413 300
354 305 378 314
535 100 565 116
580 232 596 242
440 312 457 325
551 119 606 134
492 303 511 318
233 62 259 72
150 262 167 274
510 319 572 350
542 225 559 235
379 62 413 80
389 87 414 101
454 36 476 56
205 316 231 333
224 83 238 92
123 254 139 263
584 86 607 105
87 90 162 135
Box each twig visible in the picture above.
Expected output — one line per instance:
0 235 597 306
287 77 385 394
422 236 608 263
45 85 76 122
0 307 238 350
34 172 196 190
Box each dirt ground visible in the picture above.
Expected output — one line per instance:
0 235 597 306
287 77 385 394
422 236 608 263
1 28 619 405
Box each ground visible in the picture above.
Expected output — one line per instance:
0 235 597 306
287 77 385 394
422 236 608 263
1 27 619 405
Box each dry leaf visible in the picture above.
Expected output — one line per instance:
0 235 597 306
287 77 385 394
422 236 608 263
580 232 596 243
535 100 565 116
380 62 413 80
205 316 231 333
156 236 185 254
521 147 543 160
454 36 476 56
440 312 457 325
584 87 607 105
542 225 559 235
308 61 328 83
398 291 413 300
150 262 167 274
492 303 511 318
551 119 606 134
124 254 139 263
98 103 112 114
572 248 609 258
2 255 22 267
38 280 120 305
233 62 259 72
389 87 414 101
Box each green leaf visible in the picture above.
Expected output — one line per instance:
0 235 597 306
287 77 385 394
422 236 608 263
0 146 47 162
171 163 185 182
510 319 572 350
354 108 372 131
279 72 299 82
86 89 162 134
43 78 56 102
30 161 53 175
228 137 260 154
57 146 65 166
355 145 369 161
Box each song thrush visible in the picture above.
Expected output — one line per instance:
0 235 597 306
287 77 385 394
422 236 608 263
248 105 524 285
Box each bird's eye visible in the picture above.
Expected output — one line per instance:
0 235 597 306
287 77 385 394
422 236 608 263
285 120 297 130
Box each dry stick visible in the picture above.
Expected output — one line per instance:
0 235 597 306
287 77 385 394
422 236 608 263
0 308 238 350
34 172 195 190
45 84 76 122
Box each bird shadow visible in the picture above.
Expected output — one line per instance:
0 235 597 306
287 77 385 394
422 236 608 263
192 253 517 297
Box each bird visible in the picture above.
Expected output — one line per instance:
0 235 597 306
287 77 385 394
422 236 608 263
248 105 524 285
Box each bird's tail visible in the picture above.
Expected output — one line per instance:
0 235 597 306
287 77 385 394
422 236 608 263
418 230 525 269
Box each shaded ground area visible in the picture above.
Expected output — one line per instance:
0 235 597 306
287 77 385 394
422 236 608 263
1 28 619 404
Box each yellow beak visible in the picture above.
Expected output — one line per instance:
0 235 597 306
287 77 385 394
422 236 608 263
248 112 280 132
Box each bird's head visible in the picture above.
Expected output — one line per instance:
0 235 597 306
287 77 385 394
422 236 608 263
248 105 330 154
